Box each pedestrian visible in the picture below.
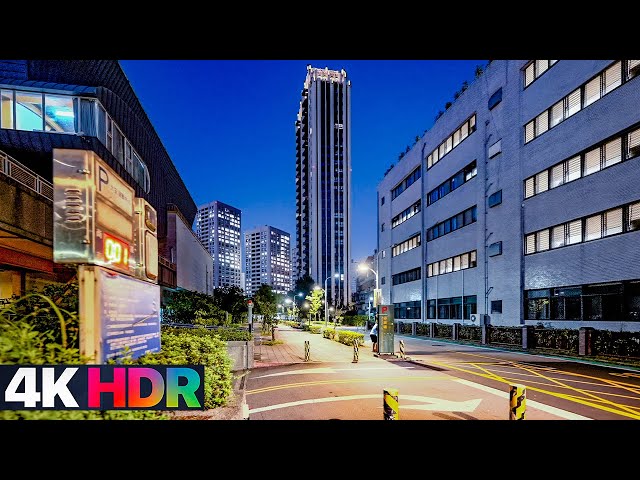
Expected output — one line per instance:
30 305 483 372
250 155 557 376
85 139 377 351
370 321 378 353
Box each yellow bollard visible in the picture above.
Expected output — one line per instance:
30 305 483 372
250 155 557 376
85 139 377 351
399 340 405 359
353 338 359 363
509 384 526 420
304 340 310 362
383 388 399 420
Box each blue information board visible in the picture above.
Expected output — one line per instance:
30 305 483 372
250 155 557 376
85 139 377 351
97 267 161 362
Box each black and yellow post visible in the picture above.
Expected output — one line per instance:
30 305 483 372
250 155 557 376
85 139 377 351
509 384 526 420
304 340 310 362
399 340 405 359
353 338 359 363
383 388 399 420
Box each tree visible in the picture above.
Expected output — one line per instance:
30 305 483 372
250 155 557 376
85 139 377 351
254 284 278 340
306 288 324 324
290 274 316 303
211 285 246 323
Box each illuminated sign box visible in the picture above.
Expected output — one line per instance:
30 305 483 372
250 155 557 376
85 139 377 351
53 149 135 275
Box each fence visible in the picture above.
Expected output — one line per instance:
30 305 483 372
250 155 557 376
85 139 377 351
394 321 639 359
0 149 53 201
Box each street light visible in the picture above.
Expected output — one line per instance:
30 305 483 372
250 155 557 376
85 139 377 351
324 273 340 327
357 262 379 290
284 298 293 320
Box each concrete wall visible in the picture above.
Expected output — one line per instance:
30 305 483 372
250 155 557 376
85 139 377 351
168 211 214 295
226 340 254 371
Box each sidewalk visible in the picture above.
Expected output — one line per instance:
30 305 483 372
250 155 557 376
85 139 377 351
253 324 378 367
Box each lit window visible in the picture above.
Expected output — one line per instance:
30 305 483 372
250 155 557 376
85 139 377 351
16 91 43 131
44 94 75 133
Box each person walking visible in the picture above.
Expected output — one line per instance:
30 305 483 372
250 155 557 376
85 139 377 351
370 321 378 353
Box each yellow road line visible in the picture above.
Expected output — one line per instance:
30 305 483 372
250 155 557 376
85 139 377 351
425 358 640 419
469 362 508 383
247 375 449 395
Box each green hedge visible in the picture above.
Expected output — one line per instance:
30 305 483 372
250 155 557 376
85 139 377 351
309 325 322 334
416 323 430 336
341 315 368 326
162 325 252 342
322 328 335 339
434 323 453 338
400 322 413 334
124 330 232 409
489 327 522 346
458 325 482 342
336 330 364 346
592 330 640 357
533 328 579 354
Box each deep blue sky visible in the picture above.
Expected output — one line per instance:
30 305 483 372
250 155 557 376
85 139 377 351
120 60 483 262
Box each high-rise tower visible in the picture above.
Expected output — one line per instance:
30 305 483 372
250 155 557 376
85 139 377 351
295 65 352 306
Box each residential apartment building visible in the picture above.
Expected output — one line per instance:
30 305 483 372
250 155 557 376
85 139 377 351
194 200 242 288
295 65 352 307
0 60 196 300
378 60 640 332
244 225 292 297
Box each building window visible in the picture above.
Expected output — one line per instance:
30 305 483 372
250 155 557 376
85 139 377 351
523 61 635 144
434 296 477 320
427 206 477 242
1 90 14 129
392 233 421 257
524 200 639 255
391 166 421 200
427 300 436 319
381 196 385 205
392 200 421 228
491 300 503 314
427 250 477 277
524 124 640 200
525 281 640 321
381 223 385 232
427 161 477 206
523 60 558 88
381 277 386 285
392 267 421 286
488 88 503 110
488 190 502 208
44 94 75 133
394 300 421 320
488 241 503 257
16 91 44 131
426 114 477 170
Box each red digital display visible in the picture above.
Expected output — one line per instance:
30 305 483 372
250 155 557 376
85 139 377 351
102 232 130 271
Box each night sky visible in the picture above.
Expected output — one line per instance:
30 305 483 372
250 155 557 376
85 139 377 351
120 60 483 262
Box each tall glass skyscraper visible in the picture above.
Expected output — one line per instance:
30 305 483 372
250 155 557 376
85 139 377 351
195 200 241 288
295 65 352 307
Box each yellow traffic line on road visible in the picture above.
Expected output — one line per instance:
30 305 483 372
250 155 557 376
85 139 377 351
247 375 450 395
422 358 640 420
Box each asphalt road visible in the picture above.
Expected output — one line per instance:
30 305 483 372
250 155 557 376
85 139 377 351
246 331 640 420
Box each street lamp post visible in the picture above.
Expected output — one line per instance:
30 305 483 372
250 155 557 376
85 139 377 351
359 261 380 343
324 273 340 328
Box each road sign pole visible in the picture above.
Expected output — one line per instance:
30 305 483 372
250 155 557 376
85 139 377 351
247 300 253 333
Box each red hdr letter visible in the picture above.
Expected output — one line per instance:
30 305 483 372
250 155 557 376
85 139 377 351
88 368 126 408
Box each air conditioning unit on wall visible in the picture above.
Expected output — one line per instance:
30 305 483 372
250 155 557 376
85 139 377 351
470 314 490 325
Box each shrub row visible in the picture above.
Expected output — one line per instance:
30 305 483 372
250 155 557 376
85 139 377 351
341 315 368 326
309 325 322 334
336 330 365 346
323 328 335 339
162 325 252 342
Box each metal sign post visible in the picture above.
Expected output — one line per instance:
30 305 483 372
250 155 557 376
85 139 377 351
247 299 253 333
378 304 395 355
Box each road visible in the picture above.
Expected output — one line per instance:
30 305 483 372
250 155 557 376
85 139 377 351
246 327 640 420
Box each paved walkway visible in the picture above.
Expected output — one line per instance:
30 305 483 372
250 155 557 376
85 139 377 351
254 324 377 367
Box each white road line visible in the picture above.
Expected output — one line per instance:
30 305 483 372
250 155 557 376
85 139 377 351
249 394 379 414
252 366 415 379
454 378 592 420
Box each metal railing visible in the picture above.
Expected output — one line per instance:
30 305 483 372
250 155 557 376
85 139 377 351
0 149 53 201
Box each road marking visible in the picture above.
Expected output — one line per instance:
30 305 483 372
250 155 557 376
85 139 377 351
610 372 640 379
252 366 416 379
455 378 592 420
248 394 480 415
247 375 449 395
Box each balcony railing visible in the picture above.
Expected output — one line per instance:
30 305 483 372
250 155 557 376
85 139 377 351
0 149 53 201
